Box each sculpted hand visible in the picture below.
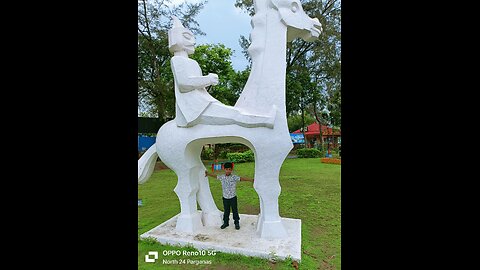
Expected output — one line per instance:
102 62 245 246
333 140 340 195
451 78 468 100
208 73 219 86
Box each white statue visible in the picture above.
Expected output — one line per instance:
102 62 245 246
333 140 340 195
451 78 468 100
168 16 275 129
138 0 322 239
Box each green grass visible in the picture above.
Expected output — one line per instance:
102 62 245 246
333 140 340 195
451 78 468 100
138 158 341 269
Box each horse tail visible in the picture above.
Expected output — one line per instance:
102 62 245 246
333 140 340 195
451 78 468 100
138 143 158 184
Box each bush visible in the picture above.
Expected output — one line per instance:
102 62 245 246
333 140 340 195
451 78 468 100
201 147 214 160
218 150 228 159
297 148 322 158
226 150 254 163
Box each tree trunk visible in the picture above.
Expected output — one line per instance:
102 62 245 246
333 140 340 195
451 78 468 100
301 106 307 148
313 104 324 151
213 144 218 161
157 106 165 122
156 92 166 122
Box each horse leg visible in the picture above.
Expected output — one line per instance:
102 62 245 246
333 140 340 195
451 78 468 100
173 168 202 233
253 147 290 238
196 166 223 226
190 143 223 227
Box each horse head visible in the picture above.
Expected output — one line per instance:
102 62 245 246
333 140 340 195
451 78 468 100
271 0 322 41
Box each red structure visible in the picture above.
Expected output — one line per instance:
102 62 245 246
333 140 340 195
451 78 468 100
292 122 341 149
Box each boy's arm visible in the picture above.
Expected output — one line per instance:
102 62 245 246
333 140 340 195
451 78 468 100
240 176 254 182
205 170 218 178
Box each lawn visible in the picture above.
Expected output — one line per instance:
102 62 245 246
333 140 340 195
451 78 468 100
138 158 341 269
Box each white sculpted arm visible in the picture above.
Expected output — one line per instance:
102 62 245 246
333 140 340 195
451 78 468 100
172 58 219 93
180 73 218 93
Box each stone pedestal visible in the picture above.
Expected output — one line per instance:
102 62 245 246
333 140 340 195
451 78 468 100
140 212 302 261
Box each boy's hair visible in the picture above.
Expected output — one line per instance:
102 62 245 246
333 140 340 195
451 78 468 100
224 162 233 169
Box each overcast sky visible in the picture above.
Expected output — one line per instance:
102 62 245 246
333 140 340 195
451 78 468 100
168 0 251 71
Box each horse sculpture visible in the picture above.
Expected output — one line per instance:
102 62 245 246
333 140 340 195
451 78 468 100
138 0 322 239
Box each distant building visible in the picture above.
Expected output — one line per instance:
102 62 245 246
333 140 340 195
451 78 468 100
292 123 341 149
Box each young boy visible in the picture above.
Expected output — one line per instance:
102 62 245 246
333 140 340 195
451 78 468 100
205 162 254 230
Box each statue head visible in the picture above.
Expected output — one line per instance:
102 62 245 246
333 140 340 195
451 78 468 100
271 0 322 42
168 16 196 55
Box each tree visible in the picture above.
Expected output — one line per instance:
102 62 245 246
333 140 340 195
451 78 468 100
287 113 315 133
138 0 207 120
228 68 251 105
303 0 341 128
190 44 239 106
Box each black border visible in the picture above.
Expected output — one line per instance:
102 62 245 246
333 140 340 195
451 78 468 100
15 2 139 268
341 1 466 267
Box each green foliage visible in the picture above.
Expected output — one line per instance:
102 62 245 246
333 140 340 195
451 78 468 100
190 44 239 106
218 149 228 159
191 44 233 77
201 147 214 160
234 0 255 16
226 150 254 163
297 148 322 158
287 113 316 132
228 68 250 104
214 143 250 160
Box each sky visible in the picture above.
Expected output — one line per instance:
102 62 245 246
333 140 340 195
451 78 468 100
168 0 252 71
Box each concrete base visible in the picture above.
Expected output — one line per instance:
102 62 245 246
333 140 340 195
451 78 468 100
140 212 302 261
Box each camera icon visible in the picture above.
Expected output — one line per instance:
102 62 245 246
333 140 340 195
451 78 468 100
145 251 158 263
